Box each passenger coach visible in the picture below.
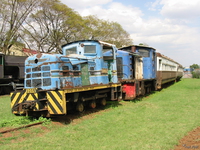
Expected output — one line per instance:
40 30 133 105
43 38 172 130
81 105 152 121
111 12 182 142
156 53 184 89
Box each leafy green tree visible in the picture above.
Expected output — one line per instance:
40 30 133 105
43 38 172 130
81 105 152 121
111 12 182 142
0 0 39 54
190 64 199 70
21 0 83 53
190 64 200 78
1 0 133 54
83 15 133 47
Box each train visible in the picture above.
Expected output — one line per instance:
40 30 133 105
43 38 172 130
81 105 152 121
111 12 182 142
0 53 26 95
10 40 184 117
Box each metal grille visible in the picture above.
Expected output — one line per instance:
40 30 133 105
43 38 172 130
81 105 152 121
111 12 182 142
25 65 51 87
116 57 123 78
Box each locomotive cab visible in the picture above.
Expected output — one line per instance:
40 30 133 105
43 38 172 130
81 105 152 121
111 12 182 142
62 40 118 84
118 45 157 98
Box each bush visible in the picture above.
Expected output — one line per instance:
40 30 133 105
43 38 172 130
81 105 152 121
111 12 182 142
192 70 200 78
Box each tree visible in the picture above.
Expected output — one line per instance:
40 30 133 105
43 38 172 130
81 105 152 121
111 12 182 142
190 64 200 78
0 0 133 54
21 0 84 53
83 15 133 47
0 0 39 54
190 64 199 71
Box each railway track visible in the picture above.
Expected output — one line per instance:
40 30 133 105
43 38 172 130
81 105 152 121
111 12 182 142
0 121 44 134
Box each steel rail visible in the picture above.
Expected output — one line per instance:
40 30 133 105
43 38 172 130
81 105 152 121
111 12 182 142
0 121 44 134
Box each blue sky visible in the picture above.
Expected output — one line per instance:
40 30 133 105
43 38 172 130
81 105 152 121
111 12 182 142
60 0 200 67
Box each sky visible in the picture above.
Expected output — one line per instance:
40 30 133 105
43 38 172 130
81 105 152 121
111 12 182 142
60 0 200 67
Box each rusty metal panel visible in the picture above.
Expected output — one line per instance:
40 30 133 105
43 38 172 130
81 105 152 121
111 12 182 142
161 71 177 84
135 57 143 79
156 71 162 89
122 83 136 100
161 71 176 80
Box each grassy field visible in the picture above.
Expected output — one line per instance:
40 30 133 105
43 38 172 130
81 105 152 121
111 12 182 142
1 78 200 149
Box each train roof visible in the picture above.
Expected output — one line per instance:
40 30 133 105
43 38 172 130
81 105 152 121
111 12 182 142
156 52 183 68
62 40 115 49
119 44 156 50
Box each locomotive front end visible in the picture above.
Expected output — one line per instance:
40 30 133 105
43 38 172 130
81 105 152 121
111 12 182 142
11 53 67 117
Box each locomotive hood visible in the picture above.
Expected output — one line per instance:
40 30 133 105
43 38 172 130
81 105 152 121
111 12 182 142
25 53 62 66
60 54 88 65
25 53 89 66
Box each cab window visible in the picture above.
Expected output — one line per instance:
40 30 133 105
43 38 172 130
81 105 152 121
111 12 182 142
66 47 77 55
85 45 96 53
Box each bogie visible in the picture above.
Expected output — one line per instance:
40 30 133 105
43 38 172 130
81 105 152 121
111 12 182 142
89 100 96 109
76 102 84 112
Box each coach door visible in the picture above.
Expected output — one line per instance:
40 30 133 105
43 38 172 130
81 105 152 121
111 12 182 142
81 63 90 86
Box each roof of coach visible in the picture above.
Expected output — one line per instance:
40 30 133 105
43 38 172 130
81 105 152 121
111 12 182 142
156 52 183 67
119 44 156 50
62 40 115 49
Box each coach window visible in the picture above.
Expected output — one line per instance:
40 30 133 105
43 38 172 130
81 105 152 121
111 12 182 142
159 59 162 70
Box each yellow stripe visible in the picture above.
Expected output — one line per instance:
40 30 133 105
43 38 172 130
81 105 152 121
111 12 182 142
47 92 62 114
64 83 121 93
53 91 62 104
35 103 39 110
49 99 62 114
11 92 23 108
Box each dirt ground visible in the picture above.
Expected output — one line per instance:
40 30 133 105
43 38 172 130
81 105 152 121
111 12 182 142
174 127 200 150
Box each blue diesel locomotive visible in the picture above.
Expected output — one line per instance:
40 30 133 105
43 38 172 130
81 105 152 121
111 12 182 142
10 40 183 117
11 40 123 117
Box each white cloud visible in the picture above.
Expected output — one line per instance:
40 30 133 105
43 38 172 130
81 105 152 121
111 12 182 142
59 0 200 66
78 2 143 35
130 17 200 66
152 0 200 19
60 0 112 9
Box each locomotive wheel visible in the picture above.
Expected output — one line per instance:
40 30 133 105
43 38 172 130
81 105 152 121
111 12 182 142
89 101 96 109
99 98 106 106
141 87 145 95
76 102 84 112
149 87 151 93
147 87 150 93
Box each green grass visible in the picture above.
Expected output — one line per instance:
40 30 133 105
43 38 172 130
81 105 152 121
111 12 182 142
0 95 17 123
0 95 50 127
1 79 200 149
